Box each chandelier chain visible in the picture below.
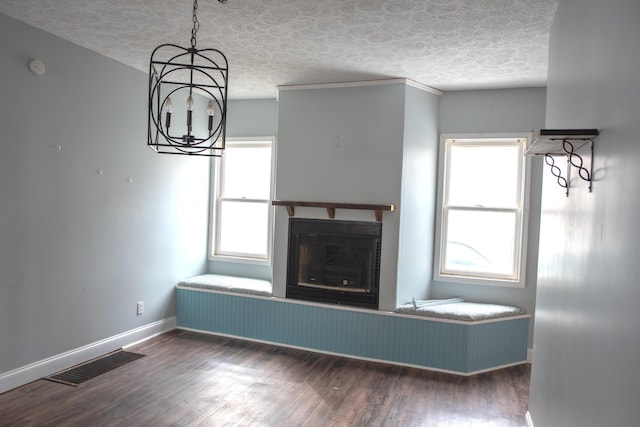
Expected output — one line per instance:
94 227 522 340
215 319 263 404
191 0 199 49
191 0 228 49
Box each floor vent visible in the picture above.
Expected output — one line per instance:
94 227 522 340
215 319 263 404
44 350 145 386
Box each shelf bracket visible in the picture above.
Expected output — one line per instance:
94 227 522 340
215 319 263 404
526 129 598 197
544 153 569 197
543 138 594 196
563 138 594 192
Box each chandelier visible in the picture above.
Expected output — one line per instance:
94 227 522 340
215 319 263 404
148 0 229 156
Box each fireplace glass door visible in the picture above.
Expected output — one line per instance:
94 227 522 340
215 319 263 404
286 218 381 309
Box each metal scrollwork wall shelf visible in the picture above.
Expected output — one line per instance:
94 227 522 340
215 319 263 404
525 129 599 197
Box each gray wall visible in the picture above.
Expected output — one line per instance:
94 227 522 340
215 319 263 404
207 98 278 281
528 1 640 426
435 87 546 348
0 15 209 375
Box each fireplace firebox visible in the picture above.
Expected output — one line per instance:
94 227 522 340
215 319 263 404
286 218 382 309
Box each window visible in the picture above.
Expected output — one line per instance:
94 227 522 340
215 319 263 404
434 134 530 287
209 138 274 262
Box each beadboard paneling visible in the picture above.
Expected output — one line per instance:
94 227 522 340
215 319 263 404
177 288 529 374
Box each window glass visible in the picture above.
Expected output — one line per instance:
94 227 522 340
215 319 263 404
447 144 520 208
210 139 273 261
444 209 517 278
217 200 269 257
435 135 529 286
221 144 272 199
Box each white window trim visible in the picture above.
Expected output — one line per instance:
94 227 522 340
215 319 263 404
208 136 276 266
433 133 532 288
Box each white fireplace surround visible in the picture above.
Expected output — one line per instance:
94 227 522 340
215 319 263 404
271 79 441 311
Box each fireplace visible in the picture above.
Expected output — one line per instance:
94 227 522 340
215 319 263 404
286 218 382 309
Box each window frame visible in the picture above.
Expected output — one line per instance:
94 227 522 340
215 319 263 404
208 136 276 265
433 133 532 288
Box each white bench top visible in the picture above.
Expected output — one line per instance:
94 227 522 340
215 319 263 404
178 274 273 297
394 299 526 321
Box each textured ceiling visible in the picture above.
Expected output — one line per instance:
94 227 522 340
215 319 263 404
0 0 558 99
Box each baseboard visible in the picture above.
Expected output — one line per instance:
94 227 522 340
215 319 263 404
525 410 535 427
0 317 176 394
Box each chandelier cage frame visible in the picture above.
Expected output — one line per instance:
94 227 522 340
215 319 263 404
147 0 229 157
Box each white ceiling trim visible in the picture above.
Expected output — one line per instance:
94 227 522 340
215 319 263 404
278 78 442 96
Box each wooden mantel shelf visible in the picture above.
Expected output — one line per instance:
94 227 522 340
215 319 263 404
272 200 395 222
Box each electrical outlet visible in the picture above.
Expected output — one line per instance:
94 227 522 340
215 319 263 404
136 301 144 315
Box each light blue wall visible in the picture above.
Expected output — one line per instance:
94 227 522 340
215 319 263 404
274 83 407 310
210 86 545 327
207 98 277 281
0 10 552 385
224 98 278 139
439 88 547 133
528 1 640 426
434 87 547 348
396 85 440 306
226 83 442 311
0 14 210 375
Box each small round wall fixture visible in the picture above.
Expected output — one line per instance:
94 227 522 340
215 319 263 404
148 0 229 157
29 59 46 76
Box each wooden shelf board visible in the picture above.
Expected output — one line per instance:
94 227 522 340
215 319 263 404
272 200 395 221
526 129 598 156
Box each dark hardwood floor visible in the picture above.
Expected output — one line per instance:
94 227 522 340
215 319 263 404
0 330 530 426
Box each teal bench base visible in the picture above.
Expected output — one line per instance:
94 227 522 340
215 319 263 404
176 287 529 375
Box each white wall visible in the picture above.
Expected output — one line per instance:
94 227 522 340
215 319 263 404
528 1 640 426
434 87 547 348
0 15 209 379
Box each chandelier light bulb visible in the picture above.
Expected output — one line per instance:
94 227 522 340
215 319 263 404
164 97 173 129
207 99 215 131
163 97 173 113
186 94 194 133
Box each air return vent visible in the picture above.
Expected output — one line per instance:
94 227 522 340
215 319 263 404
45 350 145 386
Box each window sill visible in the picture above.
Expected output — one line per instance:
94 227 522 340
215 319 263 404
208 254 272 266
434 273 525 288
